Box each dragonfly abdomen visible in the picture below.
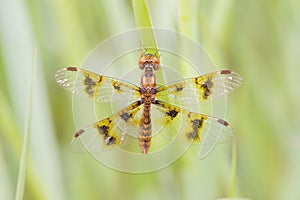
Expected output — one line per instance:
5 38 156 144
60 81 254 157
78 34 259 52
139 102 152 154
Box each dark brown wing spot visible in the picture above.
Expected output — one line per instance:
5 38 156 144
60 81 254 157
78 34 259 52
166 109 178 119
120 112 131 122
194 76 213 100
112 81 122 92
114 85 121 91
66 67 78 71
135 100 142 106
84 75 102 96
84 76 96 95
97 125 109 135
104 136 116 146
96 124 116 146
154 100 163 106
217 119 229 126
176 86 183 92
220 70 232 74
187 118 205 141
192 118 204 131
187 131 198 140
200 78 213 99
74 129 84 138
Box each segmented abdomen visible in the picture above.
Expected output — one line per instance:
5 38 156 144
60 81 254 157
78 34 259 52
139 103 152 154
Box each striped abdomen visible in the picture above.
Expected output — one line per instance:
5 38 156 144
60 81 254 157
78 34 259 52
139 101 152 154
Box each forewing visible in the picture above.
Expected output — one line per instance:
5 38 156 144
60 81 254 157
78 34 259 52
55 67 140 103
153 100 234 157
156 70 242 106
71 101 143 153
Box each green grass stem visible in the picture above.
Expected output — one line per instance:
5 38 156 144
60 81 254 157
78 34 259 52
15 48 37 200
228 140 237 197
132 0 158 55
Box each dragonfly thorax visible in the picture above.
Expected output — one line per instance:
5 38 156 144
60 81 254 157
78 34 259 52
140 64 157 89
138 54 160 70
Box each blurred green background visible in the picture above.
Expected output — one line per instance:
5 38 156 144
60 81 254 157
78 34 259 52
1 0 300 199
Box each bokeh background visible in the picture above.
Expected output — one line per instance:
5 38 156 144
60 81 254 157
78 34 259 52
1 0 300 199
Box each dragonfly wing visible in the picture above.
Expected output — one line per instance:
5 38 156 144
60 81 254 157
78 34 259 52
55 67 140 103
156 70 242 106
153 100 234 157
71 100 143 153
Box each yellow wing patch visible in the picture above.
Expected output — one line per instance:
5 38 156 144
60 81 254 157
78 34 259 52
92 118 117 146
156 70 242 106
82 69 105 98
192 72 215 100
153 100 234 145
71 100 143 153
183 113 208 143
55 67 140 103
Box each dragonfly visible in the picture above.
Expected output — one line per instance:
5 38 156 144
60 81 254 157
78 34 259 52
55 52 242 155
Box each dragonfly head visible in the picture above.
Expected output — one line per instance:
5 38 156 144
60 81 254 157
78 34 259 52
138 54 160 71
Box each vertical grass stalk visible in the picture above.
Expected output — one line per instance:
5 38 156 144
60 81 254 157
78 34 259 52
15 48 37 200
132 0 158 55
228 139 237 197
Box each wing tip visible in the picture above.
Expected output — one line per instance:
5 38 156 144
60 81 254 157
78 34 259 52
55 67 78 79
55 66 78 75
220 69 243 79
219 70 243 90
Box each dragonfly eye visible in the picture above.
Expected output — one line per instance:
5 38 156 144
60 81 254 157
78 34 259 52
138 54 160 71
151 56 160 70
138 57 146 70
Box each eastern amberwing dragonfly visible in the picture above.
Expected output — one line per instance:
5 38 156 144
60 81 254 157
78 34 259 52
55 52 242 155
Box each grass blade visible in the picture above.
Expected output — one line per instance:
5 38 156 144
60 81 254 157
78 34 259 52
132 0 158 53
15 48 36 200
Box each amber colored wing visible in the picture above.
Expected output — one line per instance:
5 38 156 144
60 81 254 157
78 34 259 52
152 100 234 158
156 70 242 106
71 100 143 153
55 67 140 103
